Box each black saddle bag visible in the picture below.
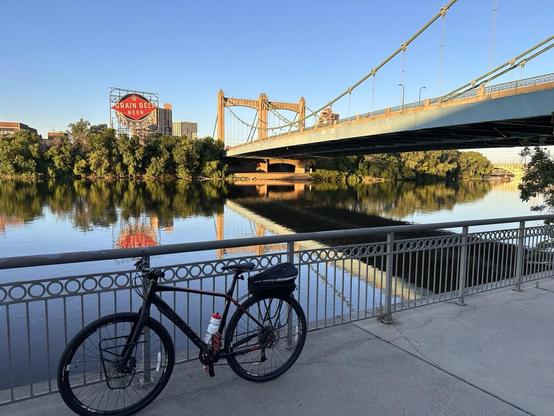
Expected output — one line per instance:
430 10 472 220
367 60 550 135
248 262 298 298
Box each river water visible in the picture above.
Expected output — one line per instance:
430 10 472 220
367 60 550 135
0 178 542 280
0 178 545 395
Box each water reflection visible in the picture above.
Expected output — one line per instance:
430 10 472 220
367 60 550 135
0 178 514 243
0 179 227 233
304 180 492 219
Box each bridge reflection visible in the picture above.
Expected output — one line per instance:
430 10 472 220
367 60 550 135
214 179 496 257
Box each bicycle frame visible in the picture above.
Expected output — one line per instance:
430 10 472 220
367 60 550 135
120 270 265 364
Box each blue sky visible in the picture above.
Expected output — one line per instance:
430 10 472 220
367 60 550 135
1 0 552 161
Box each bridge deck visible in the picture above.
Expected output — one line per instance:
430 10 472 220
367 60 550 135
228 76 554 158
4 279 554 416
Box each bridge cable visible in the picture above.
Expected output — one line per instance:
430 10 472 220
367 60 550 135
267 102 296 126
228 0 460 135
301 0 459 123
441 35 554 102
212 113 218 139
288 113 298 133
489 0 498 71
438 11 446 95
400 47 407 108
371 75 376 111
247 110 258 142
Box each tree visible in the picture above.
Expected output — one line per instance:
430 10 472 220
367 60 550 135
144 135 174 177
68 119 91 152
358 154 402 180
519 146 554 211
198 137 226 179
457 151 493 178
45 137 75 177
116 135 144 176
73 158 89 177
398 151 459 179
0 119 230 179
315 150 493 182
86 125 117 177
0 131 42 176
173 136 200 179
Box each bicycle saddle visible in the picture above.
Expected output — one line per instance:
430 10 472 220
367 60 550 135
221 262 256 272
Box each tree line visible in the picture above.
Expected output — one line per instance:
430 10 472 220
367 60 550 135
0 119 226 179
0 119 495 182
310 150 494 183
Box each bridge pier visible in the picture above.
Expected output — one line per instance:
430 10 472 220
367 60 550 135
256 160 269 173
228 157 306 174
255 158 305 174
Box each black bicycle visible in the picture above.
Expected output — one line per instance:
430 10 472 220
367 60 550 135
57 258 306 416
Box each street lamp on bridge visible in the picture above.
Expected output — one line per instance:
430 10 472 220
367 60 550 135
419 86 427 105
398 83 405 110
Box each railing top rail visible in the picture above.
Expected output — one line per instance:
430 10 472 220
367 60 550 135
1 214 553 270
0 215 554 270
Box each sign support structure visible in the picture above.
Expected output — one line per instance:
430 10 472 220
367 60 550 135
109 87 159 137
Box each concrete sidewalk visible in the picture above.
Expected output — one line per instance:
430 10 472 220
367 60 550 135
5 279 554 416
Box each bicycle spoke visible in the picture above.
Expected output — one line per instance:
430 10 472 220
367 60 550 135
228 296 305 379
61 317 171 414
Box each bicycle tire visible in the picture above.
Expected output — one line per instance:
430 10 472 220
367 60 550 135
225 294 306 382
57 312 175 416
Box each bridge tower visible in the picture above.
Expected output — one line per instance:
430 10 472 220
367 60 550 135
216 90 305 143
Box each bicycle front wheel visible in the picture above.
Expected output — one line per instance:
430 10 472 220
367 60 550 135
57 312 175 416
225 294 306 382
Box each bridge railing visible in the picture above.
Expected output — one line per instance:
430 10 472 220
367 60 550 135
252 72 554 143
341 72 554 124
1 214 554 405
443 72 554 101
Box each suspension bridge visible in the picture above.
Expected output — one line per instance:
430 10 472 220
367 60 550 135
490 163 526 179
214 0 554 174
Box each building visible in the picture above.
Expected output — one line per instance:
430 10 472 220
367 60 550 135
157 103 173 136
172 121 198 139
0 122 38 137
317 108 339 126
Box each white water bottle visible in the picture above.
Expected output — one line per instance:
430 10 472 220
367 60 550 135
204 312 221 345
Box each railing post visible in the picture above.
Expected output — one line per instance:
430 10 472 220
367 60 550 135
142 254 152 384
286 241 295 348
380 233 395 324
457 226 469 305
513 221 526 292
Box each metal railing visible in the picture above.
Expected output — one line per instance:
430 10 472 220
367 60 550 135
241 72 554 145
340 72 554 124
1 214 554 405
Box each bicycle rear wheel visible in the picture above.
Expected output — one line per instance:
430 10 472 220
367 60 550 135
57 312 174 416
225 294 306 382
